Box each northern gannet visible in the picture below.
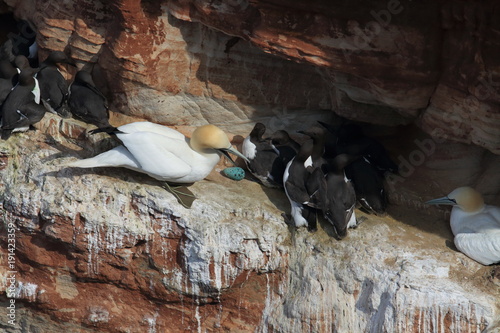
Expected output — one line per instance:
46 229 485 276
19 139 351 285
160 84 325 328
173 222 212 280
66 122 249 206
426 187 500 265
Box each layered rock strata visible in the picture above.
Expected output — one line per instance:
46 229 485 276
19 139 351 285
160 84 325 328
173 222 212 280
0 0 499 332
2 0 499 152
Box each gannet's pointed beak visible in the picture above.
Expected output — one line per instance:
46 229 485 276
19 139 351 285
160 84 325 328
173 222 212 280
425 196 457 206
218 146 249 165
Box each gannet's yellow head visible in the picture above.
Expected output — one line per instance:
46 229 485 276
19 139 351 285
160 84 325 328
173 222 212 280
190 124 249 164
191 125 230 150
448 187 485 212
426 186 485 213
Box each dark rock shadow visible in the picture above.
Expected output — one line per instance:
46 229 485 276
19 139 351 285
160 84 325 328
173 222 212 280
386 203 454 245
42 134 117 162
170 12 334 130
259 185 289 213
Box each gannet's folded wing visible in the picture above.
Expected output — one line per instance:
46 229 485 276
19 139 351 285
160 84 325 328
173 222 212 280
119 131 191 180
118 122 186 141
65 145 142 170
454 232 500 265
485 205 500 227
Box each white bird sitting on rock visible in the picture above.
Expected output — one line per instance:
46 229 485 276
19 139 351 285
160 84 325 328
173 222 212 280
66 121 248 206
426 187 500 265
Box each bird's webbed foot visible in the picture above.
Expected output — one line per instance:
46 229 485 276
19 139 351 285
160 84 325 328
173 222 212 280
161 182 197 209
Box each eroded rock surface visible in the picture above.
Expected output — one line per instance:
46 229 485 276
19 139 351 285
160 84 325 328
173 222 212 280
0 116 498 332
2 0 499 152
0 0 499 331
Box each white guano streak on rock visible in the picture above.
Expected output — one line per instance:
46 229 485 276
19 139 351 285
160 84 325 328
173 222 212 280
84 221 101 275
15 282 39 301
257 273 273 333
257 226 495 333
195 299 202 333
177 196 285 298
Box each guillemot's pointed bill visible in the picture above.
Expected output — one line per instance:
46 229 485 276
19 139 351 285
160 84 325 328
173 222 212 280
426 187 500 265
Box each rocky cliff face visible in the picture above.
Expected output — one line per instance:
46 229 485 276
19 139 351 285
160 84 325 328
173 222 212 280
0 0 499 332
0 115 498 332
4 0 500 150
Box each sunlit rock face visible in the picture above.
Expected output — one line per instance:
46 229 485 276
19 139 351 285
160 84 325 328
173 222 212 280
0 115 498 332
4 0 500 152
0 0 500 332
3 0 333 135
167 0 441 124
167 0 500 153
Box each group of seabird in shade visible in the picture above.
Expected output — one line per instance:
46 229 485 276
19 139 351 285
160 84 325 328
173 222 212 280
241 120 397 239
0 44 112 139
0 22 497 267
241 121 500 266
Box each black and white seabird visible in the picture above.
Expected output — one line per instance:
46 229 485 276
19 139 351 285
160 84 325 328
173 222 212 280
0 20 38 66
297 126 327 165
319 120 396 215
319 154 360 239
0 61 17 107
283 139 318 231
13 55 31 76
69 70 112 131
345 158 387 215
0 67 45 139
36 50 75 117
296 126 330 205
338 139 393 215
271 129 301 153
241 123 285 187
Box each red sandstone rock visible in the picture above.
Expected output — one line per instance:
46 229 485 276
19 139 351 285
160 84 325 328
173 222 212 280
1 1 500 332
5 0 499 151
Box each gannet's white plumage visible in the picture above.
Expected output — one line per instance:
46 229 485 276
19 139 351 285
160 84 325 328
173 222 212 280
66 121 248 184
426 187 500 265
